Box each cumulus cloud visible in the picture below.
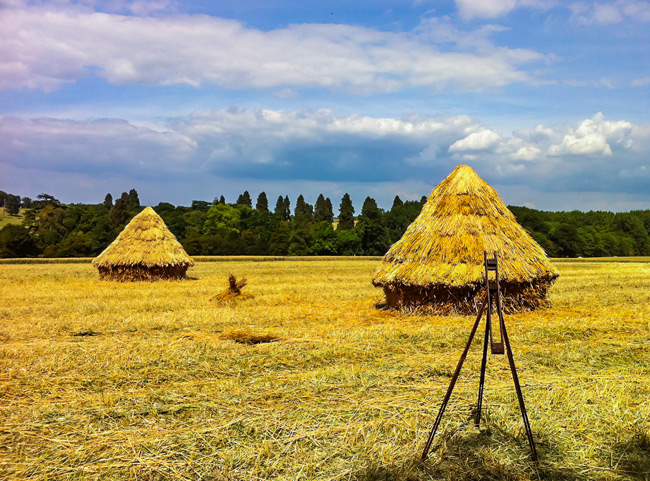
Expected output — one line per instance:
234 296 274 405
0 4 547 93
570 1 650 24
448 129 501 151
547 112 632 156
455 0 555 20
2 109 647 204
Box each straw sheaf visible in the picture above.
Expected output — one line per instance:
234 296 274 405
373 165 559 288
92 207 194 268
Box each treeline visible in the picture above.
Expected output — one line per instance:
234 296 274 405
1 189 649 258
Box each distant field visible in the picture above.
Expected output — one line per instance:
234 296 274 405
1 259 649 480
0 208 24 229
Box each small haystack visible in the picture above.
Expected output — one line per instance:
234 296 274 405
373 165 559 314
92 206 193 281
210 274 254 302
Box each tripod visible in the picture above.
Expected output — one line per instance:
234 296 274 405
421 252 538 461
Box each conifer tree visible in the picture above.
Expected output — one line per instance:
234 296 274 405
237 191 252 207
127 188 140 210
283 196 291 220
294 195 313 221
356 196 390 255
103 193 113 210
337 193 355 230
256 192 269 212
313 194 330 223
392 195 403 209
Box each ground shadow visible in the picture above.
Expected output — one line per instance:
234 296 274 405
611 431 650 480
350 428 591 481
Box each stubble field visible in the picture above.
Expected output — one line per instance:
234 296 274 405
1 258 649 480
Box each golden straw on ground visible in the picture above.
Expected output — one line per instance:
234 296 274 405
373 165 559 314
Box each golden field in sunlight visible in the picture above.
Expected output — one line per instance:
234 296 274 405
1 259 649 480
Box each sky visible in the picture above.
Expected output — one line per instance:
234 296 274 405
1 0 650 211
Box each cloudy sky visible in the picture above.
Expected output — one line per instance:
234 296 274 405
1 0 649 211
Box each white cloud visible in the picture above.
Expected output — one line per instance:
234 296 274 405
1 110 647 209
513 145 541 160
455 0 555 20
631 76 650 87
0 5 546 93
570 1 650 24
448 129 501 151
547 112 632 156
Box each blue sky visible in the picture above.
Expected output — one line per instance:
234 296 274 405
1 0 650 211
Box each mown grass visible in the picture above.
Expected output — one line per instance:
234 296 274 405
0 208 24 229
1 259 649 480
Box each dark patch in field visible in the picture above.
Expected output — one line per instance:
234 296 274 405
71 328 100 337
220 330 280 345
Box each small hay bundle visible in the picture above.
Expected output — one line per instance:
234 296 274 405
372 165 559 315
211 274 254 302
92 206 193 281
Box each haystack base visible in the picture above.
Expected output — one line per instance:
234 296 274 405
381 278 556 315
98 264 189 282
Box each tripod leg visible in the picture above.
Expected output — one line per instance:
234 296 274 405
421 298 487 461
475 300 490 426
501 318 538 461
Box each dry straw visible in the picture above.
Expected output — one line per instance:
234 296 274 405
92 206 193 281
373 165 559 314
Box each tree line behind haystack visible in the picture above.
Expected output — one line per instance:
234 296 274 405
1 189 650 258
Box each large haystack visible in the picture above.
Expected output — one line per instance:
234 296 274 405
93 206 193 281
373 165 559 314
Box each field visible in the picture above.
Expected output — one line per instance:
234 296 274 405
1 259 649 480
0 208 24 229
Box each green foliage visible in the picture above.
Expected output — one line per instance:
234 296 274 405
236 191 252 207
314 194 334 224
4 194 21 215
203 204 242 235
0 224 38 257
103 193 113 210
356 197 390 256
256 192 269 212
337 193 355 230
312 221 339 255
1 187 650 258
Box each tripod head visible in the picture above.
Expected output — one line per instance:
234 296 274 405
483 251 504 355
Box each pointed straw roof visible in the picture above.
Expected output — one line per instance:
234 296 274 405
373 165 558 288
93 206 193 269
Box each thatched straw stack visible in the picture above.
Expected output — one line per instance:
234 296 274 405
93 206 193 281
373 165 559 314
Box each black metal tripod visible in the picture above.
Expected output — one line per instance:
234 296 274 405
421 252 538 461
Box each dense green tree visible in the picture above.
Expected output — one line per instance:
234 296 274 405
269 221 290 255
127 188 140 210
356 196 390 255
109 198 130 227
314 194 334 223
21 197 32 209
294 195 313 221
288 221 313 255
103 193 113 210
237 191 252 207
0 191 7 207
203 204 242 235
336 229 361 255
392 195 403 209
385 200 423 243
256 192 269 212
4 194 21 215
337 193 355 230
0 224 38 257
191 200 211 211
312 221 339 255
